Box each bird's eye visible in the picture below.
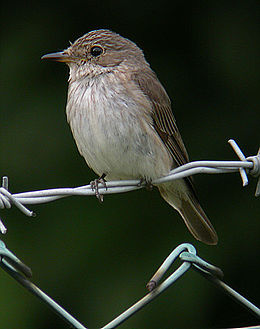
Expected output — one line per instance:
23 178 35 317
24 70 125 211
90 46 103 57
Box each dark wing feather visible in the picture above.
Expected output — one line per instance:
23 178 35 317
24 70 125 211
132 69 190 169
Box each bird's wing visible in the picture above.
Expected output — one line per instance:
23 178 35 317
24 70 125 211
132 69 190 169
132 70 218 245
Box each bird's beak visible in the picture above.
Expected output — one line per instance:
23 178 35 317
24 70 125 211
41 51 71 62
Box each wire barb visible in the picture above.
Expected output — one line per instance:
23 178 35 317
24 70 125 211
228 139 260 193
246 147 260 197
0 177 9 234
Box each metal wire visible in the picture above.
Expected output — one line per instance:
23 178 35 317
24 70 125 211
1 240 259 328
1 137 259 326
0 240 87 329
0 139 259 235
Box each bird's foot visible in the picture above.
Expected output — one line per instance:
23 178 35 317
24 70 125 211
138 178 153 191
90 173 107 203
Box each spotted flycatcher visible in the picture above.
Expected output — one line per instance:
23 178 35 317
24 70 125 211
42 29 218 245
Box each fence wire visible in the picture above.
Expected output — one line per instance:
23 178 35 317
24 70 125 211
0 240 259 328
0 139 259 234
0 139 260 328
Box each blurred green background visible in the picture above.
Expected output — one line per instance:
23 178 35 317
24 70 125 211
1 1 259 328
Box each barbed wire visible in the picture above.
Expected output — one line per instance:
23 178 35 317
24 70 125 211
0 139 259 234
0 240 259 328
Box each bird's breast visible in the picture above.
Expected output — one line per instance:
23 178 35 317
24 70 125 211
66 74 172 180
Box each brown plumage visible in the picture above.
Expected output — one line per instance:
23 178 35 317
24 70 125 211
42 29 218 245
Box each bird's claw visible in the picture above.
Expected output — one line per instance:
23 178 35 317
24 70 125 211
90 174 107 203
137 178 153 191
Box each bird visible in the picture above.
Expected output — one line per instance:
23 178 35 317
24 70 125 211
42 29 218 245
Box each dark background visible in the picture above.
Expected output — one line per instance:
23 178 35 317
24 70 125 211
0 1 259 328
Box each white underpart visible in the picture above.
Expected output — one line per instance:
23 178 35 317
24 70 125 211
66 67 173 181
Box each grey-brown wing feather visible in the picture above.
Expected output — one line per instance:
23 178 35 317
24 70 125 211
132 69 191 176
132 69 218 245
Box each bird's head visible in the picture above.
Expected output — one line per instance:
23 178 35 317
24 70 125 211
42 29 148 80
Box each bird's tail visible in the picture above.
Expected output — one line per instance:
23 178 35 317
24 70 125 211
158 181 218 245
